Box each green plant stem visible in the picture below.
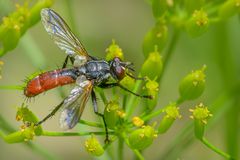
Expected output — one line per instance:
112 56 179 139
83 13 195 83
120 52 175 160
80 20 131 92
42 131 114 136
0 85 23 90
133 150 145 160
201 137 234 160
118 137 124 160
158 29 180 84
96 88 108 105
122 95 127 110
125 80 142 119
213 23 239 158
78 119 104 128
141 108 164 121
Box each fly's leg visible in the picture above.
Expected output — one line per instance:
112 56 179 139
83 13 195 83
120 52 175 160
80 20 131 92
126 72 146 81
91 90 109 143
34 101 64 126
99 83 152 99
62 55 75 68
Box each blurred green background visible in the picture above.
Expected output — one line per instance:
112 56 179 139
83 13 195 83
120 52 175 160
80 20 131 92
0 0 240 160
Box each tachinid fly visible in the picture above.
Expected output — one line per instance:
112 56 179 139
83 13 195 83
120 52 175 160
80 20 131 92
24 8 152 142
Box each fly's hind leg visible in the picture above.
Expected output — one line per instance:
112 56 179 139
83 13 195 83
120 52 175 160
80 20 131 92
91 90 109 143
62 55 75 68
34 101 64 126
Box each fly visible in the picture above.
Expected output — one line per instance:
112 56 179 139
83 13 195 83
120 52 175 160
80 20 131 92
24 8 152 142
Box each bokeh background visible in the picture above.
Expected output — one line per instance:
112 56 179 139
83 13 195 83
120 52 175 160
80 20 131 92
0 0 240 160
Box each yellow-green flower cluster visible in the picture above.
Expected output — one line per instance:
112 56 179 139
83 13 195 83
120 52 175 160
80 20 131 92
158 103 181 134
190 103 212 139
141 47 163 80
84 135 104 157
104 100 120 129
105 40 124 61
0 0 53 56
186 9 209 37
179 65 206 102
142 20 168 58
128 125 157 150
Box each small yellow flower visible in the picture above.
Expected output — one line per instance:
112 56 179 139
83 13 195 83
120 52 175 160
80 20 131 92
132 116 144 127
85 135 104 157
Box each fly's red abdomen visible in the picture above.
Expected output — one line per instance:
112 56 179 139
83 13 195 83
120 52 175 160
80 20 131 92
24 68 77 97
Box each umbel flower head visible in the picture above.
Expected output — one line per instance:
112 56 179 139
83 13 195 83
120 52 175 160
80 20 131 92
158 103 181 134
186 9 209 37
128 125 157 150
104 100 120 129
179 65 206 102
190 103 213 139
105 40 124 61
84 135 104 157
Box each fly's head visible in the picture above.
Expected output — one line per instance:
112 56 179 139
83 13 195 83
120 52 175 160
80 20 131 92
110 57 134 81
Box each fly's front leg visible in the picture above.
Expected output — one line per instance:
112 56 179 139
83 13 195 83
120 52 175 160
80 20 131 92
126 72 146 81
35 101 64 126
99 83 152 99
91 90 109 143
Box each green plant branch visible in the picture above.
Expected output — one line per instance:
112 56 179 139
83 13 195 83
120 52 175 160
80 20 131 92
118 137 124 160
201 137 234 160
0 85 23 90
78 119 104 128
158 29 180 84
125 80 142 119
41 131 114 137
141 108 164 121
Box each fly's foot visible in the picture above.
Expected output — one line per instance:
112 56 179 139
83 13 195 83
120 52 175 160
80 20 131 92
142 95 154 99
104 137 110 144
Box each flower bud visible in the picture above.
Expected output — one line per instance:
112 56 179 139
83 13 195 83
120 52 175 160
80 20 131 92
141 47 163 80
179 65 206 102
4 125 35 143
16 104 42 135
158 103 181 134
128 125 157 150
0 17 21 55
117 110 126 119
143 79 159 110
189 103 212 140
152 0 168 18
104 100 120 129
219 0 240 20
132 116 144 127
105 40 124 61
142 20 168 58
120 74 135 94
184 0 205 13
85 135 104 157
186 10 209 37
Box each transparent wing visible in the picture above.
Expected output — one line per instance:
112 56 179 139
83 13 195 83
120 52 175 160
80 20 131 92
59 76 93 130
41 8 89 59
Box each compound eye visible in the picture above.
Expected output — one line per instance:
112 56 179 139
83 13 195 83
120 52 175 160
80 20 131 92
115 66 125 80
